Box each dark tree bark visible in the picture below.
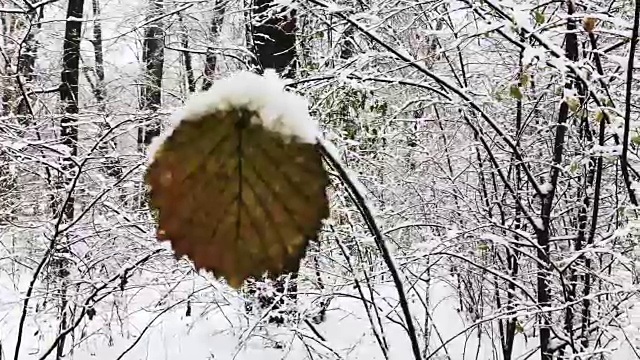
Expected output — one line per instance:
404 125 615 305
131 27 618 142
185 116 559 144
561 0 588 355
202 0 227 91
178 14 196 94
91 0 105 106
138 0 164 146
15 8 43 118
252 0 297 76
536 1 579 358
56 0 85 357
580 26 610 353
60 0 83 218
339 25 355 60
0 9 43 118
500 31 526 360
0 14 8 115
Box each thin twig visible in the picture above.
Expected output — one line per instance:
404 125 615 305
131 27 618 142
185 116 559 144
620 0 640 206
38 250 162 359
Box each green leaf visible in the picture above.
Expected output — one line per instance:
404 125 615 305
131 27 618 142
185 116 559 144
510 84 523 100
595 110 605 123
520 73 531 87
619 206 627 216
534 11 545 25
632 135 640 146
515 321 525 334
146 109 330 288
569 161 579 174
567 97 580 113
478 243 490 252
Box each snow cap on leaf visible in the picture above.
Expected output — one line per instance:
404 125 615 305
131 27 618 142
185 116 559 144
149 70 319 162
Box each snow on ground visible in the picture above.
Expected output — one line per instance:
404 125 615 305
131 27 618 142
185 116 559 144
0 265 540 360
1 233 635 360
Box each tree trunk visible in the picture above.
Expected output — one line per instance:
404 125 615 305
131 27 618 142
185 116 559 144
91 0 105 106
57 0 85 356
537 3 579 358
178 14 196 94
15 8 43 118
60 0 83 219
202 0 227 91
138 0 164 146
252 0 297 76
0 9 42 118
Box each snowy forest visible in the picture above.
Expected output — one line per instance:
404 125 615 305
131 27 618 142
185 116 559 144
1 0 640 357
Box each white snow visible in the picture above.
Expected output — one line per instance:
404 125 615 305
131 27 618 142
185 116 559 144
274 0 295 8
0 265 539 360
148 70 319 162
532 218 544 230
591 144 623 156
539 181 554 195
607 55 629 71
548 56 568 75
522 45 546 66
512 8 531 29
325 2 344 13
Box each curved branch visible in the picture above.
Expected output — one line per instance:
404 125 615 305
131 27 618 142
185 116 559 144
318 138 422 360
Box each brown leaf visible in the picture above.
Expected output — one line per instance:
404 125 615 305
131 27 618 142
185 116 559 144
146 109 329 288
583 17 597 33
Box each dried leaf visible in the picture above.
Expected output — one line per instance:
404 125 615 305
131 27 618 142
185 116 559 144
146 109 330 288
567 97 580 113
509 84 523 100
520 73 531 87
583 17 597 33
595 110 605 123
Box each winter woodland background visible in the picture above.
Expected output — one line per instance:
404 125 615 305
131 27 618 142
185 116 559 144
1 0 640 358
